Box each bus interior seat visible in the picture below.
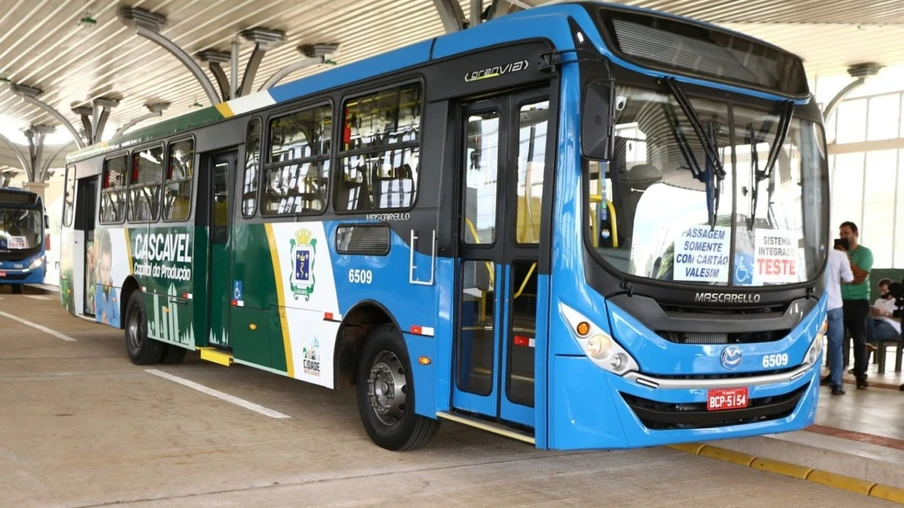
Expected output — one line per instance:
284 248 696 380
610 137 662 252
374 162 415 209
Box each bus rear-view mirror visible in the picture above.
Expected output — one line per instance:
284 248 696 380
581 82 614 161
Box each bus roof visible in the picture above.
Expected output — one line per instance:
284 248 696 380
66 1 805 165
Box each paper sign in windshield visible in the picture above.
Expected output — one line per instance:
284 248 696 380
7 236 26 249
674 226 730 283
754 230 799 284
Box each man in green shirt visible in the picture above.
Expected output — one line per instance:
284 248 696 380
839 221 873 389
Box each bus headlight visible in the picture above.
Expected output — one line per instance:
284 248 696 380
559 302 639 376
585 334 612 359
28 257 44 270
803 318 826 367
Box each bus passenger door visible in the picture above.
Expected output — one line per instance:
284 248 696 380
451 91 551 431
77 177 98 316
207 151 236 349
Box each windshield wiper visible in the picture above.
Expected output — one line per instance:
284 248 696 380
747 100 795 231
661 77 726 227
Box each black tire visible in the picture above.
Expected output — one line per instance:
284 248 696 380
159 344 188 364
356 324 441 451
124 290 163 365
11 285 23 295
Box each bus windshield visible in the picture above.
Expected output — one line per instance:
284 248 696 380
0 207 42 251
588 83 828 287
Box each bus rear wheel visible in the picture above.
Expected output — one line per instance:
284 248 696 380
355 324 440 451
124 291 163 365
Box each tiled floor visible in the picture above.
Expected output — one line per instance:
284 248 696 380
814 364 904 443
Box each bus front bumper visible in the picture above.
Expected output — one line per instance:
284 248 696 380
548 354 820 450
0 266 46 285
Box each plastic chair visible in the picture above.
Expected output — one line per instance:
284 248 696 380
876 335 903 374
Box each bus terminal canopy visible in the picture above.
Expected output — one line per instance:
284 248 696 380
0 0 903 172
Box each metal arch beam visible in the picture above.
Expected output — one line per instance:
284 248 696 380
0 132 31 174
95 109 111 142
823 63 883 120
470 0 483 27
74 107 94 145
18 95 85 149
209 62 231 102
823 78 865 121
40 140 77 181
487 0 529 20
432 0 466 32
25 127 54 183
239 44 267 97
135 25 221 105
112 103 169 139
238 28 286 97
113 114 157 139
260 56 325 91
93 99 120 142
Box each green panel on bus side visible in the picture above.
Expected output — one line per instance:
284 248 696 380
145 292 194 347
209 242 230 347
269 306 288 373
231 223 286 371
192 227 210 348
231 307 271 367
126 225 203 349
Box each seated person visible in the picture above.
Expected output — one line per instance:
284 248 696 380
866 278 901 356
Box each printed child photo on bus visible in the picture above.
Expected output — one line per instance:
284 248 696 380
94 229 119 327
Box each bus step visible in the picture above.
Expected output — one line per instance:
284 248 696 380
436 411 535 445
197 347 233 367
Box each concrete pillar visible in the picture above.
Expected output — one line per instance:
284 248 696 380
22 181 49 201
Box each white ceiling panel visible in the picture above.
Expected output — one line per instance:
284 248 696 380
0 0 902 174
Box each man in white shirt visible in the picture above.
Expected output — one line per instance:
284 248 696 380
822 242 854 395
866 278 901 362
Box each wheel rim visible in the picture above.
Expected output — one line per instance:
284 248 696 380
127 305 142 351
367 350 407 426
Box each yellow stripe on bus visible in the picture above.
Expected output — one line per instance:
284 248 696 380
265 223 294 378
215 102 235 118
124 228 134 274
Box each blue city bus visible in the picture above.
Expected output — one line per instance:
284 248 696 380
61 1 829 451
0 188 47 293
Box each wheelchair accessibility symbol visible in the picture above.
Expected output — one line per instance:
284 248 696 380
233 281 243 301
734 254 753 286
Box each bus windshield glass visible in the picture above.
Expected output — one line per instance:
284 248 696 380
0 207 42 250
588 83 828 287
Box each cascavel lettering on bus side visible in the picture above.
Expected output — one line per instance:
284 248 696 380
133 233 193 263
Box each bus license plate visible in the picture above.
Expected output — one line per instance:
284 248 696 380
707 388 748 411
0 271 5 277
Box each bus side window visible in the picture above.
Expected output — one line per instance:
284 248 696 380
163 139 194 222
62 164 76 227
129 145 164 222
262 105 331 216
335 83 421 212
100 155 128 224
242 117 261 218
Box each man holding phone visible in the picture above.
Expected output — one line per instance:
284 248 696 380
822 236 854 394
839 221 874 389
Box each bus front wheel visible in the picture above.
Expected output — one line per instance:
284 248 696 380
355 324 440 451
124 291 163 365
11 285 23 295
